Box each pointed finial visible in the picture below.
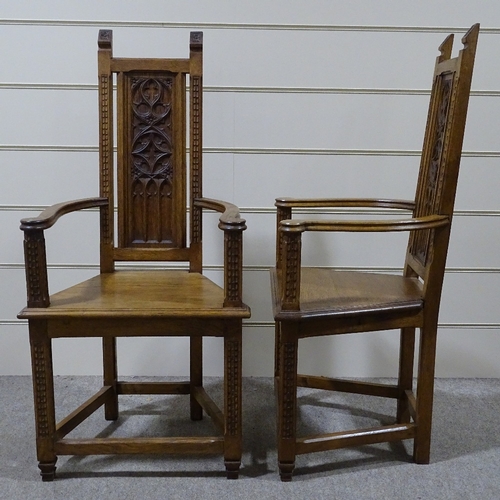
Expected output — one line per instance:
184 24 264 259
98 29 112 49
190 32 203 51
461 23 480 48
438 34 454 62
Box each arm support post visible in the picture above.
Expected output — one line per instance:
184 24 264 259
194 198 247 307
20 197 109 308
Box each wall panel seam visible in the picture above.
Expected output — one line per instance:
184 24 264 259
2 206 500 217
1 145 499 157
2 263 500 273
1 83 499 97
4 83 438 94
1 19 499 34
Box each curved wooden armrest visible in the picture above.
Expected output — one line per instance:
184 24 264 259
275 197 416 211
193 197 246 308
20 197 109 231
20 197 108 308
194 197 247 230
279 214 449 233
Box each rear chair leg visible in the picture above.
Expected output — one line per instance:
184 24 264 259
103 337 119 420
190 337 203 421
414 325 438 464
397 327 416 423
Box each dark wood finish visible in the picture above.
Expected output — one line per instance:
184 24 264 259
270 24 479 481
18 30 250 481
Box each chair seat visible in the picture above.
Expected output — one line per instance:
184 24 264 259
271 267 423 320
19 270 251 319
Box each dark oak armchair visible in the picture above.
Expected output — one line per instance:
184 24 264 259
18 30 250 480
271 24 479 481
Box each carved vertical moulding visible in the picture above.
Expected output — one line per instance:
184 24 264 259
100 74 112 245
224 231 242 306
281 342 297 439
276 206 292 269
31 342 51 438
282 232 301 308
225 338 241 436
24 231 49 307
190 75 202 244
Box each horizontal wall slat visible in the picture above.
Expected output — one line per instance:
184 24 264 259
2 145 499 156
2 18 500 34
1 25 499 89
2 82 500 97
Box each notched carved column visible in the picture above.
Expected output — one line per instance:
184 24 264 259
223 230 243 307
23 230 50 308
190 67 202 247
225 338 241 437
224 323 242 479
280 341 298 439
30 322 57 481
276 206 292 269
281 232 301 310
278 336 298 481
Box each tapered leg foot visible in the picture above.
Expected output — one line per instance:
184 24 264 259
277 335 298 482
279 461 294 482
225 460 240 479
39 460 57 482
414 440 431 464
223 326 242 479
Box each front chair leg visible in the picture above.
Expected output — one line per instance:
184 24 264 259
223 323 242 479
277 330 298 482
29 321 57 481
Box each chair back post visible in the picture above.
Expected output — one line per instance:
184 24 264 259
97 29 115 273
406 24 479 303
189 32 203 272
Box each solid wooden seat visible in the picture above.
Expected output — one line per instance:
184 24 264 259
18 30 250 481
271 24 479 481
271 268 423 321
21 271 249 319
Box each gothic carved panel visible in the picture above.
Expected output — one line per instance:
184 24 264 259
410 73 455 266
127 75 177 245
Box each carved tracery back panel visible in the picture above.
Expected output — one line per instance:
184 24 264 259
118 72 186 248
409 71 456 267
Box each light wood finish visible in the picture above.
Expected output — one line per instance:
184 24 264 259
270 25 479 481
18 30 250 481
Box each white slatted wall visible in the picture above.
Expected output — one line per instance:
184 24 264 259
1 2 500 377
